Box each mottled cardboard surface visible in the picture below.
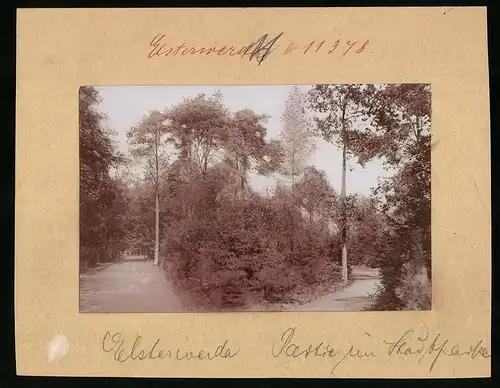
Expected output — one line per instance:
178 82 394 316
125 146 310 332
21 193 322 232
16 7 490 377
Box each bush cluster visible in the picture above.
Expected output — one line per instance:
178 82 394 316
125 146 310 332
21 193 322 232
162 173 341 309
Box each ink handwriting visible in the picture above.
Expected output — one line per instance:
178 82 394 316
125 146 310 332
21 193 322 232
271 323 490 375
102 331 239 363
383 320 491 372
272 327 375 375
247 32 283 65
147 33 370 65
101 323 489 375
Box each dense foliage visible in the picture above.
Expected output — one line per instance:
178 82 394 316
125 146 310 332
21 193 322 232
79 85 431 311
79 86 129 269
359 84 431 310
160 165 341 308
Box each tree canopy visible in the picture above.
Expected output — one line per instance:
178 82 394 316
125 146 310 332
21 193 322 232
79 84 431 311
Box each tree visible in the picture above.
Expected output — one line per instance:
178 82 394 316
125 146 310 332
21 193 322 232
308 84 375 281
344 195 387 267
127 110 170 266
294 166 336 235
350 84 431 310
365 85 431 259
357 84 431 261
79 86 126 268
280 86 316 187
222 109 283 200
166 92 229 177
279 87 316 253
166 94 283 200
126 180 156 257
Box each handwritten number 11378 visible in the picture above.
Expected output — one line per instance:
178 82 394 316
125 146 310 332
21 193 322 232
282 39 370 56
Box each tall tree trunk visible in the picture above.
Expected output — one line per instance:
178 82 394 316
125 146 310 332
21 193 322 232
234 155 247 201
154 190 160 266
340 124 348 282
234 156 240 199
309 211 314 242
154 130 161 267
239 158 245 200
291 146 295 254
239 177 245 200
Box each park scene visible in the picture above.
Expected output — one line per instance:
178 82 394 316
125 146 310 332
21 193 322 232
79 84 431 313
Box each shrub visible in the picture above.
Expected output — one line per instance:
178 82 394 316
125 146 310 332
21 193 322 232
161 173 341 310
395 262 431 310
372 229 431 311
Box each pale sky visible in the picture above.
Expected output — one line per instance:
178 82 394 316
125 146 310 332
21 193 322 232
95 85 394 196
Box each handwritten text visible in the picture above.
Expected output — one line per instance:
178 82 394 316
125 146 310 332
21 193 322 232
383 320 491 372
102 331 240 363
148 33 370 65
272 327 376 374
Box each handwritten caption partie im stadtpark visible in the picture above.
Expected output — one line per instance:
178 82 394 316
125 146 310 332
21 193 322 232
148 33 370 65
101 320 489 375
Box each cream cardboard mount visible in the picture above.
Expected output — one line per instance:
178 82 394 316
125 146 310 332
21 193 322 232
15 7 491 378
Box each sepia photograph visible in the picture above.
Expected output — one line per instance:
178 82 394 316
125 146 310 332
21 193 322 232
79 84 431 313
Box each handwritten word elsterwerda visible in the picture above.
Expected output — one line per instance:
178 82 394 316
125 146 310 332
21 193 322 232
102 331 239 363
148 33 370 65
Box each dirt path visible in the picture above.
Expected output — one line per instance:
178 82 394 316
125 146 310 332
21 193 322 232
80 258 380 313
284 265 381 312
79 256 186 313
